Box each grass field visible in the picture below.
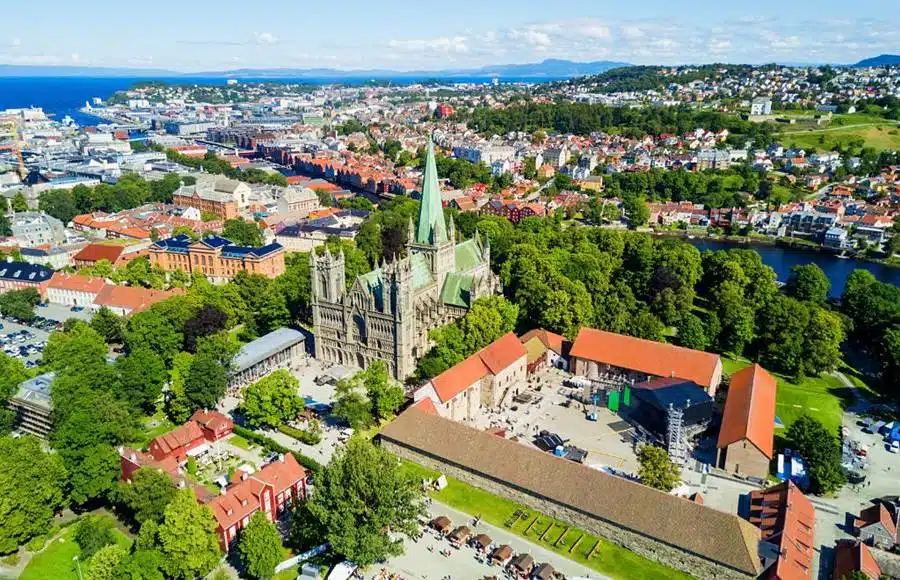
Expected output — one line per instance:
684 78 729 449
20 519 131 580
721 355 852 433
778 122 900 152
401 462 691 580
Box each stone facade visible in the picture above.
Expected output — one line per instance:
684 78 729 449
382 439 757 580
311 140 499 379
718 440 771 480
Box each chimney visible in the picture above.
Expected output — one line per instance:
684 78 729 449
279 453 286 463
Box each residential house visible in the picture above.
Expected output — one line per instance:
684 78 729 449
832 540 881 580
854 503 897 550
147 410 233 463
45 272 106 307
413 332 527 424
748 481 816 580
717 364 777 479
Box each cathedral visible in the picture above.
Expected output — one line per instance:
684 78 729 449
311 140 500 379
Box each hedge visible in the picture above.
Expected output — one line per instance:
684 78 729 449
277 424 323 446
232 425 324 473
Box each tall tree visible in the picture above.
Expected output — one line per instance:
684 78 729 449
803 307 845 375
114 467 177 527
156 489 222 580
74 515 116 559
636 444 680 492
785 264 830 304
116 347 167 414
0 436 67 554
87 544 126 580
237 512 283 580
91 306 125 344
239 370 305 429
10 192 28 213
0 353 28 435
308 440 425 566
184 349 227 412
222 219 264 247
786 415 846 494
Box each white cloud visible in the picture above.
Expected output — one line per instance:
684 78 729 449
254 32 279 45
387 36 469 53
70 53 81 63
9 38 21 47
507 27 553 49
621 25 645 39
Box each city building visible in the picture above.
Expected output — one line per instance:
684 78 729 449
10 212 66 247
276 186 319 215
518 328 568 372
147 410 233 463
172 177 248 220
45 272 106 307
311 141 499 379
19 247 72 270
7 372 55 437
717 364 777 480
149 234 285 283
380 408 762 579
569 328 723 396
832 540 881 580
228 327 306 392
0 261 53 293
853 504 898 550
747 481 815 580
91 284 182 316
206 454 307 551
72 243 133 268
412 332 527 424
750 98 773 116
275 210 367 252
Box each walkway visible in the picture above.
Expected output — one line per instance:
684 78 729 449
370 500 606 580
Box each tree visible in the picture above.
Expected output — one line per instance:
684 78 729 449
239 370 305 429
361 361 405 421
237 512 282 580
332 389 373 430
75 515 117 560
757 296 810 376
0 436 67 554
785 264 830 304
803 307 845 375
165 352 194 424
11 192 28 212
674 312 709 351
785 415 846 494
0 353 28 435
308 440 425 566
116 347 167 414
289 501 326 552
0 287 40 322
184 349 227 412
114 468 177 527
156 489 222 580
38 189 79 223
126 308 185 366
112 549 165 580
183 305 228 353
91 307 125 344
87 544 126 580
222 219 263 247
636 444 680 492
622 194 649 228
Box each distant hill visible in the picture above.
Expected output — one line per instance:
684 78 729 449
854 54 900 67
0 59 629 81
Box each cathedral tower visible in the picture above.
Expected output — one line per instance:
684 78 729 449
409 138 456 290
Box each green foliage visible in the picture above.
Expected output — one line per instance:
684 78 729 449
114 548 166 580
275 252 312 324
0 353 29 435
155 489 222 580
116 347 167 414
0 287 40 322
38 174 183 224
237 512 283 580
230 425 324 473
622 195 649 228
288 501 326 552
113 468 177 528
636 444 680 492
87 544 126 580
90 307 125 344
332 362 403 429
785 264 830 304
0 436 67 554
785 415 846 494
239 369 305 429
74 516 116 560
277 422 322 445
11 192 28 212
184 348 227 412
222 219 264 247
308 439 426 566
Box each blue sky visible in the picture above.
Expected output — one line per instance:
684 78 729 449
3 0 897 70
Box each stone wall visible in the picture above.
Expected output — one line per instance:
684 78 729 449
872 546 900 578
383 439 756 580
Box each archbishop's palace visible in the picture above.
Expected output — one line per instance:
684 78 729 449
311 140 500 379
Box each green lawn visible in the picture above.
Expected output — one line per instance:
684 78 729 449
21 519 131 580
402 462 691 580
721 355 852 433
129 414 175 448
227 434 253 450
778 123 900 152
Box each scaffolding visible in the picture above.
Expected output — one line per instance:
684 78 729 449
666 402 687 465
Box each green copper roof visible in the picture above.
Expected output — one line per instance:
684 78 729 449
358 268 385 310
410 253 433 290
454 238 482 273
441 272 474 308
415 139 448 245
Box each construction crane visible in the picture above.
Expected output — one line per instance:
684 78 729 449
13 130 26 181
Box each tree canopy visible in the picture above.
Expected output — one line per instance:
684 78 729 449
155 489 222 580
239 369 305 429
237 511 283 580
636 444 680 492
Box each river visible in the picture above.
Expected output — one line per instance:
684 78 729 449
688 239 900 298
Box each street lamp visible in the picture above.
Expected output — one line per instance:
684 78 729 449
73 555 83 580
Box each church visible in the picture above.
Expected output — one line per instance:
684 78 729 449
311 140 500 379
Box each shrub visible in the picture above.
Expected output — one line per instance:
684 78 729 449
232 425 324 473
277 422 323 445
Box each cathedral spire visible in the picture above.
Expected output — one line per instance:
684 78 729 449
415 137 449 245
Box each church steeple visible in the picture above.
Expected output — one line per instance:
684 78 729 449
415 138 448 246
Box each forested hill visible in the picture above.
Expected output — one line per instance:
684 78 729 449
562 64 762 93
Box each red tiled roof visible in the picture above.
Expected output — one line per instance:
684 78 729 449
254 453 306 496
717 364 777 458
749 481 815 580
151 421 205 456
569 327 721 388
430 333 526 403
190 410 233 434
855 504 897 541
47 272 106 294
73 243 125 264
93 285 181 314
832 540 881 580
479 332 527 375
519 328 566 355
412 398 440 415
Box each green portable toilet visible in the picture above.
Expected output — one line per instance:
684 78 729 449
623 386 631 407
607 391 620 412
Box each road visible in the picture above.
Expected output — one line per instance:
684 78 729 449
370 501 605 580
